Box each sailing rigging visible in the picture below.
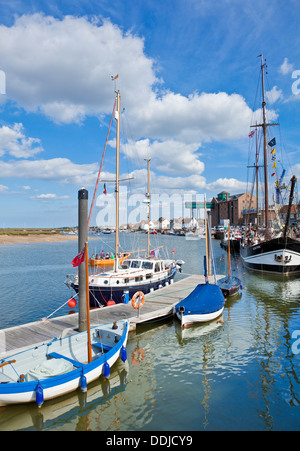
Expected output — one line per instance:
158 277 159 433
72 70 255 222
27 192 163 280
68 89 183 306
240 55 300 275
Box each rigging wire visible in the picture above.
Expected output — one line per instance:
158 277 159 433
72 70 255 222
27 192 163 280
88 98 116 227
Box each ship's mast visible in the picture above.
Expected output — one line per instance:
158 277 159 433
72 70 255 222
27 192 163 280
250 55 278 237
255 126 260 227
261 55 269 237
115 90 120 271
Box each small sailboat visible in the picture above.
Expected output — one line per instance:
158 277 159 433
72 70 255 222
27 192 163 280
101 228 113 235
89 252 130 268
174 201 225 328
218 222 241 297
174 272 225 328
220 228 241 253
0 243 129 407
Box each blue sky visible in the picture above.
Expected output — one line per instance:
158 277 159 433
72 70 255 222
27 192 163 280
0 0 300 227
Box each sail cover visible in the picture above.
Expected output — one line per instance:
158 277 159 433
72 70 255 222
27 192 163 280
175 283 225 315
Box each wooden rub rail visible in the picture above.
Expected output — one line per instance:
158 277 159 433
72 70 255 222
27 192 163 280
0 275 221 358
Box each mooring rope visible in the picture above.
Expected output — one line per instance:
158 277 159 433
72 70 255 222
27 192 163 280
42 292 78 321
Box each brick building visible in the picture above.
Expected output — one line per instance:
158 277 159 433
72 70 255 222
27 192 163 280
210 191 257 227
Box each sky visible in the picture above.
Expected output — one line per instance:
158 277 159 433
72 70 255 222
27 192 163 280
0 0 300 227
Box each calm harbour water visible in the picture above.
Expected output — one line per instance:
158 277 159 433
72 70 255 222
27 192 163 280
0 233 299 431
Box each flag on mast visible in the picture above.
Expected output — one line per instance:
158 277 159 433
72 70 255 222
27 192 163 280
71 249 85 267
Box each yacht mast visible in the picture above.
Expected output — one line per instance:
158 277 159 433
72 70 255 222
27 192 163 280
145 158 151 257
115 90 120 271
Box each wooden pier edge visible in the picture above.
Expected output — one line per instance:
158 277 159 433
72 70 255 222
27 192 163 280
0 274 223 358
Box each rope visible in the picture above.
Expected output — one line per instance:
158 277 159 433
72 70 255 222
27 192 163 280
9 362 20 380
88 99 116 227
42 293 78 321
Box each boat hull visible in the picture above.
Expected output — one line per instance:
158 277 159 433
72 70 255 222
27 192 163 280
240 237 300 275
89 253 129 268
218 276 241 297
72 272 176 307
0 321 129 406
176 307 224 328
174 283 225 329
220 239 241 253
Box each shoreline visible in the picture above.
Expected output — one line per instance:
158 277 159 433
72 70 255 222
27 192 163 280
0 233 80 245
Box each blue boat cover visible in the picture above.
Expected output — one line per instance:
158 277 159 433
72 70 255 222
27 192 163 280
175 283 225 315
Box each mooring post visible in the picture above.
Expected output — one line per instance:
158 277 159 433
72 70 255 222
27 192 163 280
78 188 88 332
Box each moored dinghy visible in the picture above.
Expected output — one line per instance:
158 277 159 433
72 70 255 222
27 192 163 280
0 241 129 407
174 277 225 328
0 319 129 407
174 199 225 328
218 221 242 297
217 276 241 298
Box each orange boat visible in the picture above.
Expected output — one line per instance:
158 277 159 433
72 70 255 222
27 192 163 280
89 252 130 267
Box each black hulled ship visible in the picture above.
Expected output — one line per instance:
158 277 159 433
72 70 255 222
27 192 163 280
240 55 300 276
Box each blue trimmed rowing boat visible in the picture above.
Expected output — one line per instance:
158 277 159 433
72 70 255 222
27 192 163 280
0 320 128 407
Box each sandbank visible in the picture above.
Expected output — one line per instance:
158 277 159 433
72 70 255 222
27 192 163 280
0 234 80 245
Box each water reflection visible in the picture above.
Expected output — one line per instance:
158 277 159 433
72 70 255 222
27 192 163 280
0 237 299 430
0 359 129 431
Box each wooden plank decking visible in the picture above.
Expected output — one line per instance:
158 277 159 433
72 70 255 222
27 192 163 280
0 274 222 358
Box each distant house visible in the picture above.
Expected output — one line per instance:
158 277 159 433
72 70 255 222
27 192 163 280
279 204 299 227
182 217 198 229
159 218 170 230
172 218 183 230
210 191 257 227
142 220 157 231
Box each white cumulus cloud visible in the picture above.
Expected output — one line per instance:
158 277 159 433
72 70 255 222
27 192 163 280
31 193 70 200
0 13 254 144
279 57 294 75
0 14 156 124
0 158 98 186
0 13 258 198
0 123 43 158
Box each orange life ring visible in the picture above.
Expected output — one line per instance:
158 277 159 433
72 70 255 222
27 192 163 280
131 291 145 310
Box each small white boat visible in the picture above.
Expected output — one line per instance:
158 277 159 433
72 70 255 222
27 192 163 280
174 282 225 328
0 320 129 407
174 199 225 328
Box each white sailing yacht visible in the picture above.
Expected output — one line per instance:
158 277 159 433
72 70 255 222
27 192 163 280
70 90 183 307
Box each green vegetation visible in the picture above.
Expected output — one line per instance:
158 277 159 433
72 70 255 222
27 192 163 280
0 228 72 236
